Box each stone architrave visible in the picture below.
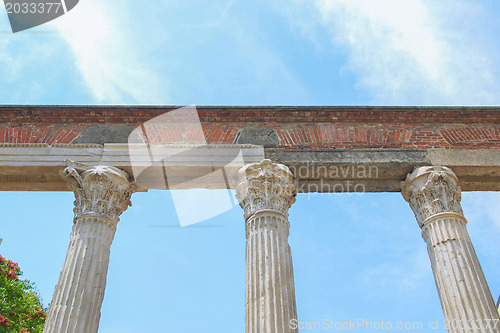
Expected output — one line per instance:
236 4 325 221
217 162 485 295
402 166 500 333
236 159 299 333
43 161 134 333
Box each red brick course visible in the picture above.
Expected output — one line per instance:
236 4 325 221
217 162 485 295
273 124 499 149
0 125 82 144
0 106 499 149
1 106 499 124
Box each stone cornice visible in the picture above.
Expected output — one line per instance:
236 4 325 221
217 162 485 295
0 145 499 192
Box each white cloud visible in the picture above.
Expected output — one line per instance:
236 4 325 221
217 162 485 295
473 192 500 232
51 0 166 104
48 0 307 105
360 249 429 292
281 0 500 105
0 23 66 103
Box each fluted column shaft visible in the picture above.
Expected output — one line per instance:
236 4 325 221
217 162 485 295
236 159 298 333
402 166 500 333
44 161 134 333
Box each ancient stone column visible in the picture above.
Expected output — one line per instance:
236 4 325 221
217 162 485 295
235 159 298 333
44 161 134 333
402 166 500 333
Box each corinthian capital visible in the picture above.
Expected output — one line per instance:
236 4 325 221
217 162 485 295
64 160 134 228
401 166 463 227
235 159 296 220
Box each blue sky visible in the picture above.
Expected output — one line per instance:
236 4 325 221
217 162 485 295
0 0 499 332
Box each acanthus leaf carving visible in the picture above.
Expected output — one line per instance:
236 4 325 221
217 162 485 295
401 166 463 227
235 159 296 220
64 160 134 229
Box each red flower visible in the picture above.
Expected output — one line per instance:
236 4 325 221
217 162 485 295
38 309 47 317
7 270 17 280
0 314 10 326
7 260 18 270
0 255 5 265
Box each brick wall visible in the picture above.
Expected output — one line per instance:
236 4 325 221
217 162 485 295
0 125 82 145
1 106 499 149
1 106 499 124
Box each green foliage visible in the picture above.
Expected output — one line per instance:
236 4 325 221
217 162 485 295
0 239 47 333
